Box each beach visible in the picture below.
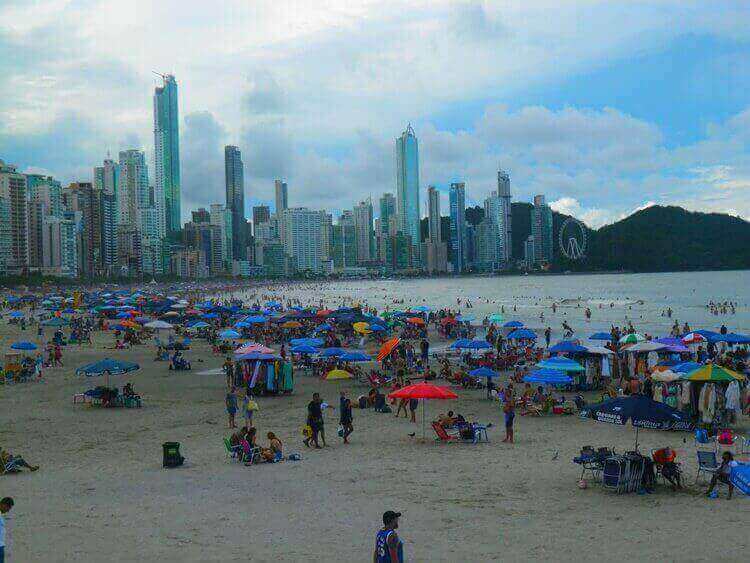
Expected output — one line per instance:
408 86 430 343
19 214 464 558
1 278 749 562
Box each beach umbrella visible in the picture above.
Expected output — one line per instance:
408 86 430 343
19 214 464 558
234 342 275 355
588 332 613 341
162 311 179 318
290 338 325 347
353 321 371 334
377 337 401 362
440 317 457 326
406 317 425 326
681 363 745 382
319 347 346 358
504 320 524 328
410 305 431 313
619 333 645 344
488 313 504 323
10 341 37 351
549 340 587 354
682 332 706 345
340 351 372 362
281 320 303 329
316 309 333 317
584 345 614 355
116 319 139 329
523 368 573 386
389 382 458 440
8 311 25 319
450 339 491 350
219 329 241 340
469 366 498 378
369 324 386 332
325 369 352 380
76 358 140 388
316 323 333 331
291 345 319 354
507 328 537 340
456 315 475 323
625 341 666 353
244 315 268 324
651 370 682 383
144 320 174 330
579 394 693 449
718 332 750 344
537 357 585 372
189 321 210 329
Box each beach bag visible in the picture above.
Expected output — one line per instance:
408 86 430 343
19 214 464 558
695 429 709 443
337 424 344 437
246 399 259 412
302 424 312 438
718 430 733 445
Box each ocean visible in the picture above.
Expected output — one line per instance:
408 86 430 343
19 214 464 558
274 270 750 339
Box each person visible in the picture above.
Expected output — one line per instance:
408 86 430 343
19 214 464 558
408 398 418 423
706 451 737 499
0 448 39 473
420 338 429 366
340 396 354 444
304 393 324 448
243 393 258 429
223 357 234 389
374 511 404 563
226 388 238 429
261 432 283 462
229 427 248 448
502 397 515 443
0 497 14 563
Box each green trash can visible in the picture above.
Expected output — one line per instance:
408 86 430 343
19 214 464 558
163 442 184 468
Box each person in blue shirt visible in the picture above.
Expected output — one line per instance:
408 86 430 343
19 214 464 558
374 511 403 563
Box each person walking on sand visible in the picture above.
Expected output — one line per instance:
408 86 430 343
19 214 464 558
502 396 515 443
242 393 258 429
408 398 418 423
0 497 14 563
226 387 238 429
340 393 354 444
304 393 324 448
374 511 404 563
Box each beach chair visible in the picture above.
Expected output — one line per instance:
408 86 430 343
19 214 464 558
602 457 626 492
223 438 242 461
695 450 719 484
432 422 458 443
241 444 262 466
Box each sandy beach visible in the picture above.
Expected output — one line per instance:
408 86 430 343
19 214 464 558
1 307 748 562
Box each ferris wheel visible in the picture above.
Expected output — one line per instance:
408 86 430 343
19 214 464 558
559 217 587 260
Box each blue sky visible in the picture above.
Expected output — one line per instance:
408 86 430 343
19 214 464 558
1 1 749 227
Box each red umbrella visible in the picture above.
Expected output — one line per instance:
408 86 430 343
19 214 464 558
389 382 458 439
406 317 425 326
316 309 333 317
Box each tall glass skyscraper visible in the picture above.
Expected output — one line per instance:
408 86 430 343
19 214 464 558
154 74 180 237
449 182 466 274
395 124 420 263
531 194 553 265
224 145 245 260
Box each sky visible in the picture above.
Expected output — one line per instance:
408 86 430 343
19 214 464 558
1 0 749 228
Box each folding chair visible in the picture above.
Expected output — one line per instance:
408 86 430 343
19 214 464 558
695 450 719 484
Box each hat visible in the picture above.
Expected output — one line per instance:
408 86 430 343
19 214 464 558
382 511 401 525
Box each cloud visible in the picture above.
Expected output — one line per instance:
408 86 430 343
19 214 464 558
180 111 227 215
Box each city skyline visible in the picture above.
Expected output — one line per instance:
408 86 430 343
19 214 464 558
1 2 748 227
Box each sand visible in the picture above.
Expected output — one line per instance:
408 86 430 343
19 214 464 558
1 321 749 562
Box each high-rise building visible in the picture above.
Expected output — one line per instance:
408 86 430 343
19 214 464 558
531 195 553 265
0 160 28 273
192 208 211 224
224 145 245 260
41 212 79 278
210 203 233 271
182 221 224 276
321 212 333 263
426 186 441 243
497 168 512 263
252 205 270 229
94 158 120 275
395 124 420 264
154 74 180 236
353 200 374 264
379 193 396 235
524 235 535 268
423 186 447 273
274 179 288 244
26 174 62 270
331 221 357 271
449 182 466 274
282 208 324 273
64 182 103 277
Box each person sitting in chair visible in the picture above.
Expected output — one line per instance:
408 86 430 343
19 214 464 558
1 447 39 473
706 451 737 499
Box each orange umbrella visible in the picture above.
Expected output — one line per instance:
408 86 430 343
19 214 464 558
377 337 401 362
117 320 139 329
406 317 425 326
316 309 333 317
281 320 302 329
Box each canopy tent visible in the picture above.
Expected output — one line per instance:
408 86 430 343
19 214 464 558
579 394 693 449
389 382 458 440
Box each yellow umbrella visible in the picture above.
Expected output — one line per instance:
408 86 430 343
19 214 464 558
353 322 371 334
325 369 352 380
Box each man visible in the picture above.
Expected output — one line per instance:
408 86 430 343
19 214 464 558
0 497 13 563
544 327 551 348
706 451 737 499
374 511 403 563
419 338 429 367
0 449 38 473
304 393 324 448
340 394 354 444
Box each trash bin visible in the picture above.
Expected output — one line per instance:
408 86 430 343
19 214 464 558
163 442 184 468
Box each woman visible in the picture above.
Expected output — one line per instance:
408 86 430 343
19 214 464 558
340 398 354 444
261 432 283 462
243 393 258 429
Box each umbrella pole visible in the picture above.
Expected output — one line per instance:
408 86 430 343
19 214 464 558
635 426 639 451
422 399 426 441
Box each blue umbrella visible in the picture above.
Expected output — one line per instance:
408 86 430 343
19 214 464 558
189 321 211 329
76 358 140 377
672 361 702 373
724 332 750 344
450 339 491 350
316 323 333 331
369 324 386 332
10 341 37 351
115 311 131 319
290 345 319 354
507 328 537 340
320 347 346 358
219 329 241 339
579 394 693 448
504 320 524 328
8 311 25 318
456 314 475 322
244 316 268 324
469 366 498 378
537 357 585 372
549 340 587 354
290 337 325 347
410 305 431 313
201 313 219 320
524 368 572 385
340 351 372 362
589 332 613 341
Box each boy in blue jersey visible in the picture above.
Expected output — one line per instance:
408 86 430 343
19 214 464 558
374 511 403 563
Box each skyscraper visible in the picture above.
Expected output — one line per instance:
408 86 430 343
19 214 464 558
531 195 553 265
0 160 28 273
154 74 180 237
423 185 447 273
275 179 288 243
282 208 324 273
94 158 120 275
395 124 420 263
224 145 245 260
353 200 374 264
449 182 466 274
497 168 512 263
64 182 103 277
379 193 396 235
427 186 441 243
252 205 270 229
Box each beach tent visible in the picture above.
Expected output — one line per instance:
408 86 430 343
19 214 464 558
681 364 745 382
325 369 352 380
549 340 587 354
579 394 693 449
389 382 458 440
